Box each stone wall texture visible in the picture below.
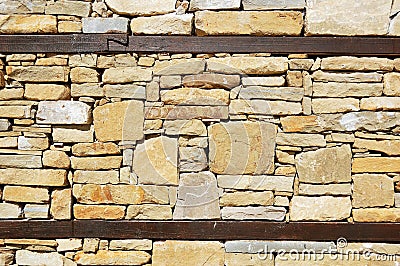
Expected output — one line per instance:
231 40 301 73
1 0 400 265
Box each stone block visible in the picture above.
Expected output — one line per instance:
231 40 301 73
0 169 67 186
45 0 91 17
154 58 205 75
229 99 302 115
0 15 57 33
207 57 288 75
161 88 229 105
312 98 359 113
183 74 240 89
220 191 274 206
239 87 304 101
103 67 152 84
7 66 69 82
51 189 72 220
276 133 326 147
109 239 152 251
222 206 286 221
3 186 49 203
0 203 20 218
74 250 150 265
313 82 383 97
74 205 125 220
352 174 394 208
353 208 400 222
131 14 193 35
24 84 70 100
73 170 119 184
53 125 94 143
217 175 294 192
164 119 207 136
0 154 42 168
71 156 122 170
361 97 400 111
82 17 129 33
105 0 176 16
353 138 400 155
126 205 172 220
104 84 146 99
243 0 305 10
352 157 400 173
71 83 103 97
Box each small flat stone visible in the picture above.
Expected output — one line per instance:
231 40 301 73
221 206 286 221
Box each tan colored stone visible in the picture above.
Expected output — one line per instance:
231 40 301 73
289 58 314 70
3 186 48 203
18 136 49 150
220 191 274 206
0 203 21 218
37 101 91 125
71 156 122 170
209 121 276 174
109 240 152 251
104 84 145 99
154 58 205 76
16 250 66 266
312 70 382 82
280 115 323 133
384 72 400 96
25 84 70 100
138 57 155 67
45 0 90 17
0 136 17 148
43 150 70 169
133 136 178 185
225 253 274 266
0 168 67 186
0 15 57 33
24 204 49 219
305 0 392 36
51 189 72 220
164 119 206 136
353 208 400 222
131 14 193 35
93 101 144 142
58 21 82 33
221 206 286 220
75 250 150 265
286 70 302 87
126 205 172 220
183 73 240 89
0 154 42 168
229 99 302 115
36 57 68 66
70 67 99 83
276 133 326 147
74 205 125 220
56 238 82 253
296 145 352 184
361 97 400 111
352 157 400 173
290 196 351 221
207 57 287 75
146 105 229 120
7 66 69 82
71 83 103 97
0 105 30 118
190 0 240 11
276 150 295 164
5 239 57 246
53 125 94 143
152 241 224 266
352 174 394 208
72 143 120 157
242 76 285 86
313 82 383 97
73 170 119 184
105 0 176 16
161 88 229 105
312 98 359 113
103 67 152 84
353 138 400 155
0 88 24 100
239 87 304 101
218 175 294 192
179 147 208 172
321 57 393 71
196 11 302 36
299 183 352 196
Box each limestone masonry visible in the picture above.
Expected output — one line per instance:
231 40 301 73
1 0 400 265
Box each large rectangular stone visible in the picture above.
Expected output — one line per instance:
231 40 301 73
276 133 326 147
161 88 229 105
299 184 352 196
207 57 287 75
352 174 394 208
154 59 205 76
36 101 91 125
305 0 392 36
0 15 56 33
145 105 229 120
222 206 286 221
71 156 122 170
354 138 400 155
0 203 20 218
74 205 125 219
217 175 294 192
6 66 69 82
321 56 394 71
71 83 103 97
3 186 49 203
75 250 151 265
313 82 383 97
126 205 172 220
82 17 128 33
361 97 400 111
189 0 240 11
72 143 120 157
104 84 146 99
353 208 400 222
230 99 302 115
0 106 30 118
195 11 303 36
131 14 193 35
312 98 359 113
16 251 64 266
183 73 241 89
52 125 94 143
103 67 152 84
352 157 400 173
0 169 67 186
209 122 276 175
25 84 70 100
220 191 274 207
45 0 91 17
239 87 304 101
243 0 305 10
312 70 382 82
290 196 352 221
0 0 46 14
0 154 42 168
73 170 119 184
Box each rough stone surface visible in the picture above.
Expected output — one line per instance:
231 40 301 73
3 186 49 203
239 87 304 101
104 85 145 99
161 88 229 106
190 0 240 11
0 169 66 186
53 126 94 143
352 157 400 173
82 17 129 33
24 84 70 100
0 0 46 14
50 189 72 220
133 136 178 185
0 15 57 33
70 67 99 83
243 0 305 10
384 72 400 96
0 119 10 131
353 138 400 155
353 208 400 222
109 240 152 251
164 119 207 136
312 70 382 82
222 206 287 221
45 0 91 17
225 253 274 265
230 99 302 115
154 59 205 76
299 184 352 196
72 143 120 157
179 147 207 172
24 204 49 219
18 136 49 150
195 11 303 36
72 83 103 97
217 175 294 192
242 76 286 87
74 205 125 220
131 14 193 35
305 0 392 36
126 205 172 220
207 57 288 75
0 106 30 119
352 174 394 208
7 66 69 82
290 196 352 221
173 172 220 219
0 154 42 168
56 239 82 252
321 56 394 71
0 203 21 218
73 170 119 184
103 67 152 84
361 97 400 111
220 191 274 206
276 133 326 147
36 101 91 125
312 98 360 113
74 250 151 265
71 156 122 170
146 105 229 120
313 82 383 97
105 0 176 16
295 145 352 184
16 250 64 266
152 241 224 266
209 121 276 174
93 101 144 142
183 74 240 89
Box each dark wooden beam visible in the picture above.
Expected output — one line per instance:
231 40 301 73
0 221 399 241
1 35 400 55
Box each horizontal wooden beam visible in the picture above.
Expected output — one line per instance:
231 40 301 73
0 221 399 242
1 35 400 55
